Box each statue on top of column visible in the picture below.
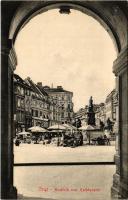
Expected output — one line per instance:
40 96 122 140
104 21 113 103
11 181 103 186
87 96 95 126
88 96 94 112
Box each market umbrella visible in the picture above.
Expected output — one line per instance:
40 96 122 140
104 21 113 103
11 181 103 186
49 129 63 132
79 125 95 145
28 126 47 144
18 131 31 135
48 124 67 146
86 125 95 130
28 126 47 133
63 123 77 130
79 125 95 130
48 124 66 130
16 131 31 141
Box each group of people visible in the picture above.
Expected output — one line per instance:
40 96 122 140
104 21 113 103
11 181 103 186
41 132 84 147
100 118 114 132
92 133 111 145
14 131 84 148
15 137 21 146
97 134 111 145
14 125 112 147
63 132 83 147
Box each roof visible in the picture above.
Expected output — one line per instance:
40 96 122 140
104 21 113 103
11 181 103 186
36 85 48 96
26 77 46 98
43 86 73 94
14 74 32 89
105 89 116 103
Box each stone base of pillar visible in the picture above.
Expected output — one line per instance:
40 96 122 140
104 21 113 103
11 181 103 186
111 153 121 199
111 173 122 199
8 186 17 199
111 186 121 199
111 174 128 199
120 180 128 199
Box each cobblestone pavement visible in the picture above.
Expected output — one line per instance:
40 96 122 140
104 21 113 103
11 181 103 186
14 142 116 163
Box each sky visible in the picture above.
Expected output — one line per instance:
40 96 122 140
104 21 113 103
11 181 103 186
14 9 117 112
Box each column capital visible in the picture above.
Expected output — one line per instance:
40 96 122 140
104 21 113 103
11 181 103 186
113 46 128 76
1 39 17 71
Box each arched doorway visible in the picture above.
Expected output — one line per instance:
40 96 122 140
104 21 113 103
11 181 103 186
1 1 128 199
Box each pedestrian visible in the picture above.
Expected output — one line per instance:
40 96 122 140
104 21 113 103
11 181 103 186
15 138 20 146
103 134 107 145
106 133 111 145
80 132 83 146
42 135 45 145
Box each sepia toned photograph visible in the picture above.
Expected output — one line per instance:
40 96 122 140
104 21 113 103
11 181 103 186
1 1 128 200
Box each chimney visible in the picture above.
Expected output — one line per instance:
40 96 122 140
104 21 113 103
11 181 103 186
57 86 63 90
37 82 42 87
26 77 31 80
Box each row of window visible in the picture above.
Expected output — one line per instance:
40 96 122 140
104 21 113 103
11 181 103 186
16 86 25 95
16 86 32 96
17 97 50 110
32 109 49 119
16 111 25 122
17 98 24 108
51 94 72 101
16 86 47 100
31 110 71 120
32 100 50 109
16 101 72 120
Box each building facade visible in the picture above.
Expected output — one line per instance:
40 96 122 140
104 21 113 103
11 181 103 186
74 104 103 127
105 89 118 121
25 78 50 128
95 103 106 127
74 106 88 126
105 89 118 131
14 74 32 135
43 85 74 124
14 75 74 135
74 90 118 130
37 83 60 126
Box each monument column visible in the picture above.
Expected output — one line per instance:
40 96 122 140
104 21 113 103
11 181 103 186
87 96 95 126
1 39 17 199
111 46 128 198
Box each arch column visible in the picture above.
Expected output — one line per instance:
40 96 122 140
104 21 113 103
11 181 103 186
1 39 17 199
111 46 128 198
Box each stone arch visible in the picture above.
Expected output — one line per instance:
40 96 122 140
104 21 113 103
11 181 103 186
9 1 127 54
1 1 128 199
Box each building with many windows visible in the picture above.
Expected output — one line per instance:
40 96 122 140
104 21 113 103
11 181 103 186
105 89 118 121
25 78 50 128
13 74 74 135
74 104 103 127
14 74 32 135
36 82 60 126
43 85 74 124
105 89 118 131
74 89 118 130
74 106 88 126
95 103 106 127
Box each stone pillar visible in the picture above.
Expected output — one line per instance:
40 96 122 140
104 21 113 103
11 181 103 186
111 46 128 199
1 39 17 199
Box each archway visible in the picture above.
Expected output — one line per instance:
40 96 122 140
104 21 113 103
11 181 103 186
1 1 128 199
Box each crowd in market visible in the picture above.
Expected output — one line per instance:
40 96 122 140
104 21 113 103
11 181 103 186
15 131 84 147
